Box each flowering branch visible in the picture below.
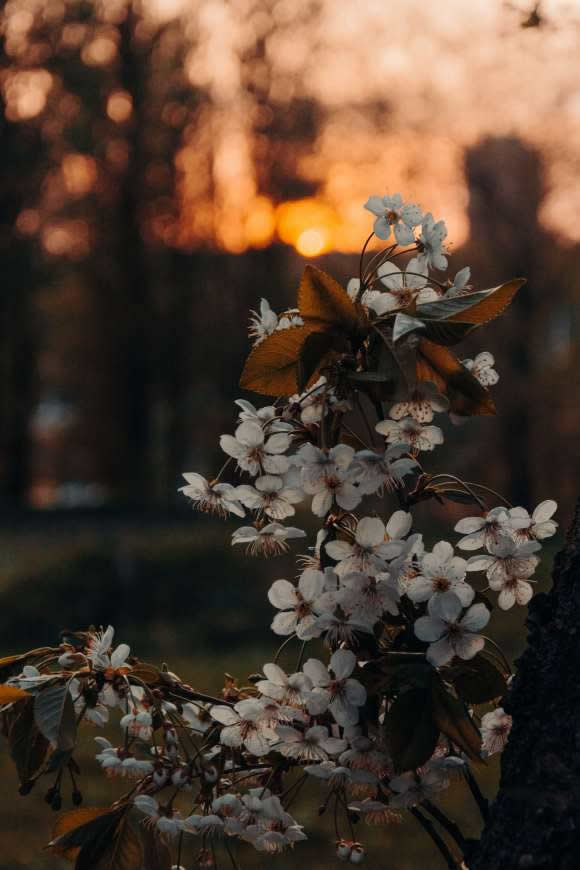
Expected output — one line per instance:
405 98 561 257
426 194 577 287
0 193 557 869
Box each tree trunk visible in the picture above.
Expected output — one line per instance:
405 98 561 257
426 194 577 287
469 501 580 869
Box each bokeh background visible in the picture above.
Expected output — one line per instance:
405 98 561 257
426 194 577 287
0 0 579 866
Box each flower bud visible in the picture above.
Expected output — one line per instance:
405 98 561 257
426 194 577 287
336 840 352 861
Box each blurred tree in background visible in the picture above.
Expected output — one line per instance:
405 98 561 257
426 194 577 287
0 0 578 517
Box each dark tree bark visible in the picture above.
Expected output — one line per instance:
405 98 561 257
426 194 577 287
470 502 580 869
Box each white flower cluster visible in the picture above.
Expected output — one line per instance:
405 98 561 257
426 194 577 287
3 193 558 870
460 501 557 610
249 299 304 345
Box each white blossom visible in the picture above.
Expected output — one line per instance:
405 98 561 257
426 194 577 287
268 569 336 639
444 266 471 297
462 351 498 386
249 298 278 344
373 258 438 314
256 663 313 707
339 571 400 621
467 536 541 610
325 516 407 577
364 193 423 244
416 212 448 271
179 472 245 518
274 724 347 761
481 707 512 756
210 698 276 757
220 421 291 477
236 475 303 520
405 541 474 607
181 702 212 733
311 609 376 648
232 522 306 556
455 506 516 551
508 500 558 542
352 444 417 496
413 592 490 666
376 416 443 453
289 376 327 425
294 443 360 516
86 625 130 672
303 649 367 726
235 399 292 432
388 382 449 424
389 766 449 808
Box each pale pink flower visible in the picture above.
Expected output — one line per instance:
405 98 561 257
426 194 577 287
462 351 498 386
455 506 516 551
364 193 423 244
256 663 313 707
268 569 336 639
508 500 558 542
249 298 278 344
406 540 474 607
232 522 305 556
220 421 291 476
303 649 367 726
389 766 449 808
325 516 407 577
413 592 490 667
389 381 449 423
481 707 512 756
274 724 347 761
236 474 303 520
179 472 245 518
352 444 417 496
376 416 443 453
416 213 448 271
210 699 276 757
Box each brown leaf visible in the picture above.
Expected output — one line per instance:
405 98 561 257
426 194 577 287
297 330 347 392
49 807 125 864
298 264 362 330
0 684 30 704
240 323 326 396
129 662 162 686
431 677 483 763
446 278 525 325
51 808 114 861
416 339 496 416
0 649 54 684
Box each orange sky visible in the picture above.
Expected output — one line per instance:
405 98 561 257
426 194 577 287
169 0 580 253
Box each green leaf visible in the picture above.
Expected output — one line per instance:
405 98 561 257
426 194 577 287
419 320 476 346
431 677 483 762
346 371 390 383
34 682 77 751
387 687 440 773
451 654 508 704
392 313 425 342
417 289 496 321
7 698 50 785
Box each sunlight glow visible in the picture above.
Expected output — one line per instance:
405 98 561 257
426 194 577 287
295 228 328 257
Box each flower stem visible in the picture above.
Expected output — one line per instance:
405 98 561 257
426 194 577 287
463 764 490 824
410 807 461 869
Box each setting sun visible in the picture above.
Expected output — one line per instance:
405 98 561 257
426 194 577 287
295 227 328 256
